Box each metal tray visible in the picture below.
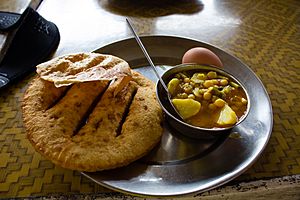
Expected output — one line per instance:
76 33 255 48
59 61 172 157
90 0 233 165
82 35 273 197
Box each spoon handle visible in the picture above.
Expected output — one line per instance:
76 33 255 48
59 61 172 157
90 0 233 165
126 18 183 120
125 18 169 92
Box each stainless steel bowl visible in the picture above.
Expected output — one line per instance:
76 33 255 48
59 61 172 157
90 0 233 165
156 64 251 139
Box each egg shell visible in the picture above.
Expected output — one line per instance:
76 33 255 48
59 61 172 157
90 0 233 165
182 47 223 68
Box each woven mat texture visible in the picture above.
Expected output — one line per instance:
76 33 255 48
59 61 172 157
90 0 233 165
0 0 299 198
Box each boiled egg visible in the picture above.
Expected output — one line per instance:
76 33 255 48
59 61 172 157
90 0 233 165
182 47 223 68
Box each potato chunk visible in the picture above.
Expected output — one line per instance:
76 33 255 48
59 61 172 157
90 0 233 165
172 99 201 119
217 104 237 126
167 78 180 96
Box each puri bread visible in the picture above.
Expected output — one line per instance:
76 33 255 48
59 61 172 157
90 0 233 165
22 56 163 172
36 52 132 87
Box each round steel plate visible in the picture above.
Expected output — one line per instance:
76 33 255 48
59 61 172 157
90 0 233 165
81 35 273 197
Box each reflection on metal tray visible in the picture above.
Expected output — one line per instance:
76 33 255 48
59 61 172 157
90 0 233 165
82 35 273 197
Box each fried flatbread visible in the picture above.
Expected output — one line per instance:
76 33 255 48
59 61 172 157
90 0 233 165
22 70 163 172
36 52 131 87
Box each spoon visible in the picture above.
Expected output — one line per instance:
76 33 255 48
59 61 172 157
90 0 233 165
126 18 183 120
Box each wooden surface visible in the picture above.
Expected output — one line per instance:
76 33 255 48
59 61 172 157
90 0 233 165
9 175 300 200
0 0 300 198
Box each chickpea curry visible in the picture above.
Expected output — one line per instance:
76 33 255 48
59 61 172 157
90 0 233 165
167 70 248 128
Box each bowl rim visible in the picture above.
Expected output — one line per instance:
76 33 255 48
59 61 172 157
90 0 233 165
156 63 251 133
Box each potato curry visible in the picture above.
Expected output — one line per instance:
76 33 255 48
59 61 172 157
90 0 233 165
167 70 248 128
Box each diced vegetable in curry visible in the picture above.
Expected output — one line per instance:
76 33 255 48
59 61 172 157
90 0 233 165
167 70 248 128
